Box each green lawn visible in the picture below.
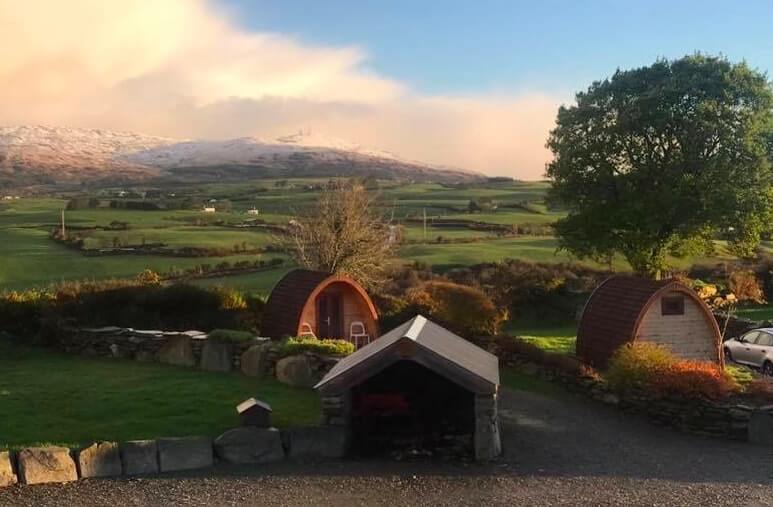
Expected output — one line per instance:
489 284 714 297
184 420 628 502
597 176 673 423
0 341 319 449
736 304 773 322
500 368 565 397
505 320 578 355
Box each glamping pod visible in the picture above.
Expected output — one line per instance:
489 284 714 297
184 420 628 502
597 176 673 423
262 269 379 346
577 275 721 367
315 315 501 461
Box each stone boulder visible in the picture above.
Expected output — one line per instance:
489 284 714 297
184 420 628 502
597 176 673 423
17 447 78 485
0 451 16 487
285 426 348 459
120 440 159 475
156 335 195 367
157 437 213 472
240 343 271 378
275 355 316 387
214 427 284 464
200 340 233 373
77 442 122 478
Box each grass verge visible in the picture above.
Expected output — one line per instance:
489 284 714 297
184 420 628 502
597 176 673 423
0 340 319 449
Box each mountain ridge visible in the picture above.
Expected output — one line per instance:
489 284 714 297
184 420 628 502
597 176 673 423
0 125 483 189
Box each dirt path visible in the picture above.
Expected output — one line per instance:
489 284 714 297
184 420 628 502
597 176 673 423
3 387 773 506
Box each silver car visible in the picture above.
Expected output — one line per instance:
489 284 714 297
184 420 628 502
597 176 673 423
724 328 773 375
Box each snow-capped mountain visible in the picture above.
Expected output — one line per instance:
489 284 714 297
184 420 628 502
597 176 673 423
0 126 482 189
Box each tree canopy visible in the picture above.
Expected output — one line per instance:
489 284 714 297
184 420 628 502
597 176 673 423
281 180 396 289
547 54 773 277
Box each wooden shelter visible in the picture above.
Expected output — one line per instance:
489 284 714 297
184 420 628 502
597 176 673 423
262 269 379 344
315 315 501 461
576 276 721 367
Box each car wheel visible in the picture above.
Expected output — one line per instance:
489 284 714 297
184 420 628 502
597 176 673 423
763 362 773 377
724 347 732 362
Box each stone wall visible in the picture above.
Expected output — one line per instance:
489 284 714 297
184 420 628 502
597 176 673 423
57 327 268 373
51 326 342 387
1 425 348 488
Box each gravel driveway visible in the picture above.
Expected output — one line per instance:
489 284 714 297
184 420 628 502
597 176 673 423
3 387 773 507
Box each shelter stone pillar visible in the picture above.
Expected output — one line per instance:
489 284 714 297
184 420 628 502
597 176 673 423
320 391 352 456
320 392 351 426
474 391 501 461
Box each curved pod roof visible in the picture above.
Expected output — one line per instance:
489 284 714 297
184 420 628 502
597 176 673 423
576 276 721 367
262 269 379 340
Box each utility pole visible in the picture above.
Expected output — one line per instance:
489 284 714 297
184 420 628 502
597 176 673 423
60 209 67 240
422 208 427 243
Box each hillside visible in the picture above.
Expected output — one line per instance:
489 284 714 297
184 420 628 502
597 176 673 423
0 126 483 190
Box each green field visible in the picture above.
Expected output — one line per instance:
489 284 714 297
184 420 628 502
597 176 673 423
2 179 771 293
191 267 293 295
0 227 280 290
0 339 319 449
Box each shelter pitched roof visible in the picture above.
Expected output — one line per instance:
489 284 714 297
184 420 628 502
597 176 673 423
315 315 499 394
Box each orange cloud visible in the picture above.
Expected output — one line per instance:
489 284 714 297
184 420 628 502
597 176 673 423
0 0 562 179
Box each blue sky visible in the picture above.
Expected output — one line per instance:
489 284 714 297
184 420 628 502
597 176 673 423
222 0 773 96
5 1 771 179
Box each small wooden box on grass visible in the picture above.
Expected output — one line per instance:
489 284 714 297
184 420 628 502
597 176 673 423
237 398 272 428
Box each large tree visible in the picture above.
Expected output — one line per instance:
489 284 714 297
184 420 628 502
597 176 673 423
282 180 396 288
547 54 773 278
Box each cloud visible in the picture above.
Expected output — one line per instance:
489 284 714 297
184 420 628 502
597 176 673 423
0 0 561 179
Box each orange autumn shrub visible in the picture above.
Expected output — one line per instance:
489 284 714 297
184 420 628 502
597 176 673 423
651 360 737 400
606 342 739 400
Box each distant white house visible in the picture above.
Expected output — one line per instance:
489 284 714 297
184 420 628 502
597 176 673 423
246 207 260 215
202 206 217 213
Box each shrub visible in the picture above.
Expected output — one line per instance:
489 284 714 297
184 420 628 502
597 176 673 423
278 336 355 357
606 342 674 392
494 336 546 364
207 329 255 343
212 286 247 310
725 364 755 387
651 360 737 400
405 281 506 336
606 342 738 400
136 269 161 285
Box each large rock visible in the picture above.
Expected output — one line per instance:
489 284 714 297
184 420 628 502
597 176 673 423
157 437 213 472
214 427 284 464
77 442 121 478
156 335 195 367
275 355 316 387
120 440 159 475
240 343 271 378
285 426 348 459
0 451 16 487
17 447 78 485
200 340 233 373
749 409 773 445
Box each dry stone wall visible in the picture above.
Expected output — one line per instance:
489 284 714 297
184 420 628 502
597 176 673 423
1 425 349 488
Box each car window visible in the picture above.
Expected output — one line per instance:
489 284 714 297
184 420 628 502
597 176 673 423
756 333 773 347
742 331 760 343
